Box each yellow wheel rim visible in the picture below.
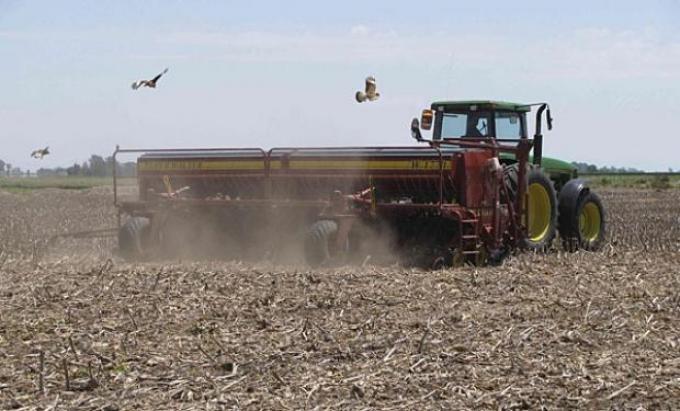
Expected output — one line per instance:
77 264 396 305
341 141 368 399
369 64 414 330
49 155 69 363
579 202 601 242
527 183 552 242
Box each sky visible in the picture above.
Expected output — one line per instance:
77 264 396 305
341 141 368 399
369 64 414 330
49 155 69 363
1 0 680 171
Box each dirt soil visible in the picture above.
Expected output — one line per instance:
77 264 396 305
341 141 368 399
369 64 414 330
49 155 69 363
1 187 679 410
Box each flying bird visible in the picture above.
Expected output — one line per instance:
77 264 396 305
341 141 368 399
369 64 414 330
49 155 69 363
131 68 169 90
355 76 380 103
31 146 50 159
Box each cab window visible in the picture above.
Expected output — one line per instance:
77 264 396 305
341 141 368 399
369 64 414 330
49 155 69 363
495 112 522 138
441 111 491 139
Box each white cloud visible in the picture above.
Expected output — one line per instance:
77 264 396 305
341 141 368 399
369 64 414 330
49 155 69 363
542 28 680 80
0 30 39 39
153 27 680 82
156 30 415 63
349 24 370 36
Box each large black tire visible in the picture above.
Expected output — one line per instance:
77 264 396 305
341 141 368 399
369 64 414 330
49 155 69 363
559 191 606 252
118 217 150 260
503 163 520 201
303 220 347 267
504 164 558 251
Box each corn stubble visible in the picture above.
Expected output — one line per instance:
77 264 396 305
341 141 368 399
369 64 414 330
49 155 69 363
0 186 679 409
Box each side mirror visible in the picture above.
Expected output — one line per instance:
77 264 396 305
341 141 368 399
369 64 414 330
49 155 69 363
411 118 423 141
546 107 553 130
420 109 433 130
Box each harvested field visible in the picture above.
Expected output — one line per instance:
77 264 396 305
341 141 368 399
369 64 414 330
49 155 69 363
1 187 679 409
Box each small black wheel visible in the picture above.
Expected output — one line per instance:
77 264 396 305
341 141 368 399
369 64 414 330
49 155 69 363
303 220 347 267
486 247 510 266
504 164 558 251
118 217 150 260
559 191 606 251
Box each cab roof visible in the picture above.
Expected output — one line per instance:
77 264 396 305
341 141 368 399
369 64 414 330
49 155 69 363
431 100 531 112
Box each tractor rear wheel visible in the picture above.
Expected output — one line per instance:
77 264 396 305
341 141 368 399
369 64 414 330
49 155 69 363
504 164 558 251
559 191 606 251
303 220 348 267
118 216 150 260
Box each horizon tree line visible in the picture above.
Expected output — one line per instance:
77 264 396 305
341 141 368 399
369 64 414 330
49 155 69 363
0 155 136 177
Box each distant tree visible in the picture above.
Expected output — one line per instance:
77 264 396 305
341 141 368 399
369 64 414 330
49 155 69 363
572 161 599 173
572 161 644 174
66 163 81 176
81 161 91 176
120 161 136 177
89 155 107 177
37 167 68 177
26 153 138 178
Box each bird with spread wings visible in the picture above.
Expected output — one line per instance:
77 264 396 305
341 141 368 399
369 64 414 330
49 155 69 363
131 68 169 90
355 76 380 103
31 146 50 159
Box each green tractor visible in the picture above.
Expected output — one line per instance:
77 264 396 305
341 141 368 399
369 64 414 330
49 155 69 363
418 100 605 251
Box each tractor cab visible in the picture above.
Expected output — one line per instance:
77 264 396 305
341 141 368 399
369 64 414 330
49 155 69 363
412 100 558 173
413 100 579 190
424 100 530 141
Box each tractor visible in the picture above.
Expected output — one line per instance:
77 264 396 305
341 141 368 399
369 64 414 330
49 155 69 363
113 100 605 267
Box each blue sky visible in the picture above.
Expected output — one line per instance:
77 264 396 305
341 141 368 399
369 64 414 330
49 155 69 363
1 0 679 170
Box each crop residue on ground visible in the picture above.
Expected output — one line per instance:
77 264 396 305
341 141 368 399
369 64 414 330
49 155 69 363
1 187 679 409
